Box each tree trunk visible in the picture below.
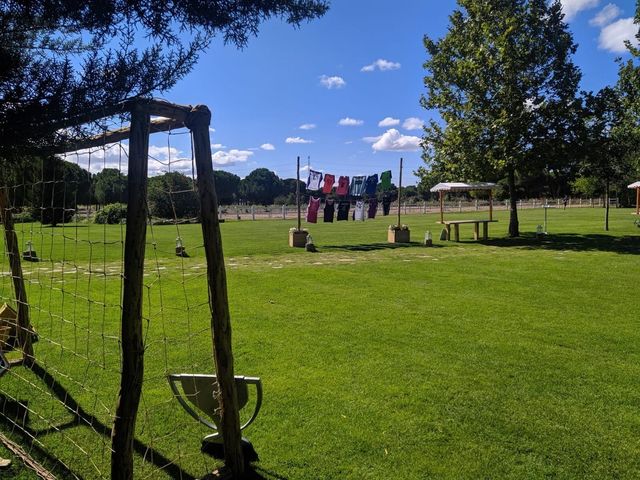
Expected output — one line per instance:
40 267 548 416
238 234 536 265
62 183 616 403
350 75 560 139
507 168 519 237
604 179 610 231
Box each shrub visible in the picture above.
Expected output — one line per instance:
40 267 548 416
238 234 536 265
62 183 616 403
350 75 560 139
94 203 127 224
12 210 35 223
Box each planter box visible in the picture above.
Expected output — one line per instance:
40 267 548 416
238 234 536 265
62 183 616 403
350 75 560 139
289 230 308 248
388 229 410 243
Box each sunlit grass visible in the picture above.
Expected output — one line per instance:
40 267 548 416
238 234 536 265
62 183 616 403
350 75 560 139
1 206 639 478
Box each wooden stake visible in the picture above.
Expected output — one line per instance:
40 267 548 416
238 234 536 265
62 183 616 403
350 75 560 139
489 189 493 221
439 190 444 223
397 158 403 227
297 156 301 231
0 188 33 363
111 103 150 480
187 105 244 479
636 187 639 215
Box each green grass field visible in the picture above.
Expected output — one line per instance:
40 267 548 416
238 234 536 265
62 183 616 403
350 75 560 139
1 207 639 479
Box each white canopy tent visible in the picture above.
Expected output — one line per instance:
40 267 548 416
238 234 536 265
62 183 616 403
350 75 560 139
430 182 497 223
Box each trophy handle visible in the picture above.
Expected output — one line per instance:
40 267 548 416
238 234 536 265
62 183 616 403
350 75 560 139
239 376 262 432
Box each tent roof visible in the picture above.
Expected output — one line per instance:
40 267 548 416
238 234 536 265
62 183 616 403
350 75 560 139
430 182 497 193
628 181 640 189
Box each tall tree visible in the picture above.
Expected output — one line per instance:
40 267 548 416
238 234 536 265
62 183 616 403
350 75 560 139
420 0 581 236
94 168 127 205
581 87 636 230
0 1 329 159
147 171 199 218
239 168 283 205
213 170 241 205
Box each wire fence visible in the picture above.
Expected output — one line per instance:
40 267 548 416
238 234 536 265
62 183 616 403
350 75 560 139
216 197 613 222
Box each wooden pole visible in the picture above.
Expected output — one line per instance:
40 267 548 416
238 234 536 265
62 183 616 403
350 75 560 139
111 103 150 480
187 105 244 478
0 188 33 364
636 187 639 215
439 190 444 223
397 158 403 227
489 189 494 221
296 156 301 231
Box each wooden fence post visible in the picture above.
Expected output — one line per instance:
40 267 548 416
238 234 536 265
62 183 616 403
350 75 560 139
0 188 33 364
111 103 150 480
187 105 244 478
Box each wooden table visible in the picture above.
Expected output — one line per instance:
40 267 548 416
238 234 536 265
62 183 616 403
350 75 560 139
440 219 496 241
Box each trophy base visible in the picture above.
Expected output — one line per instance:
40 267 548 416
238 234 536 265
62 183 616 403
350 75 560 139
201 437 259 463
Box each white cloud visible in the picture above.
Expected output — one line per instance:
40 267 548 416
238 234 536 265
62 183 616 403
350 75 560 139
361 59 401 72
378 117 400 127
209 127 216 133
260 143 275 151
299 123 316 130
338 117 364 126
211 149 254 166
285 136 314 144
211 143 225 149
319 75 346 89
365 129 421 152
402 117 424 131
560 0 600 21
590 3 621 26
599 17 639 52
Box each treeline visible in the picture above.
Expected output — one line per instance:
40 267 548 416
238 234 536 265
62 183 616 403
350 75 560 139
1 158 400 224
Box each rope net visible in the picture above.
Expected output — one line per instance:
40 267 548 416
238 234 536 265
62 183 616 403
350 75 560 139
0 114 233 479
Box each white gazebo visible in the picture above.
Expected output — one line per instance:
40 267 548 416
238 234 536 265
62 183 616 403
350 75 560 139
429 182 497 241
629 181 640 215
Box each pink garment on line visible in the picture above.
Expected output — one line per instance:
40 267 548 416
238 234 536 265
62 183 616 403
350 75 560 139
306 196 321 223
336 176 350 196
322 174 336 194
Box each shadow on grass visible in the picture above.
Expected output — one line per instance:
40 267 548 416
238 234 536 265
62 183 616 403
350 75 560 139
484 232 640 255
322 242 443 252
1 361 196 479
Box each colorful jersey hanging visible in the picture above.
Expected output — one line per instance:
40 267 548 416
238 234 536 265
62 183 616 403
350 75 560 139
354 200 365 221
306 170 323 191
323 199 335 222
380 170 392 190
322 174 335 194
368 198 378 219
337 201 350 221
364 174 378 195
306 196 320 223
336 176 350 196
349 176 366 197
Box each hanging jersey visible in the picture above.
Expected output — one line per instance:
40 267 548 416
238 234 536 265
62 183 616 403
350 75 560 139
380 170 392 190
306 196 320 223
368 198 378 219
364 174 378 195
323 199 335 222
349 176 366 197
307 170 323 191
322 174 335 194
337 201 350 221
382 194 392 216
336 176 350 196
354 200 365 221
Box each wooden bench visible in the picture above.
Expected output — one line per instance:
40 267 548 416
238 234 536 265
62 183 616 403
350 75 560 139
440 219 496 241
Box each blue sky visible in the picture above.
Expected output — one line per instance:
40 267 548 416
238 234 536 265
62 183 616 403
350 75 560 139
137 0 639 185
